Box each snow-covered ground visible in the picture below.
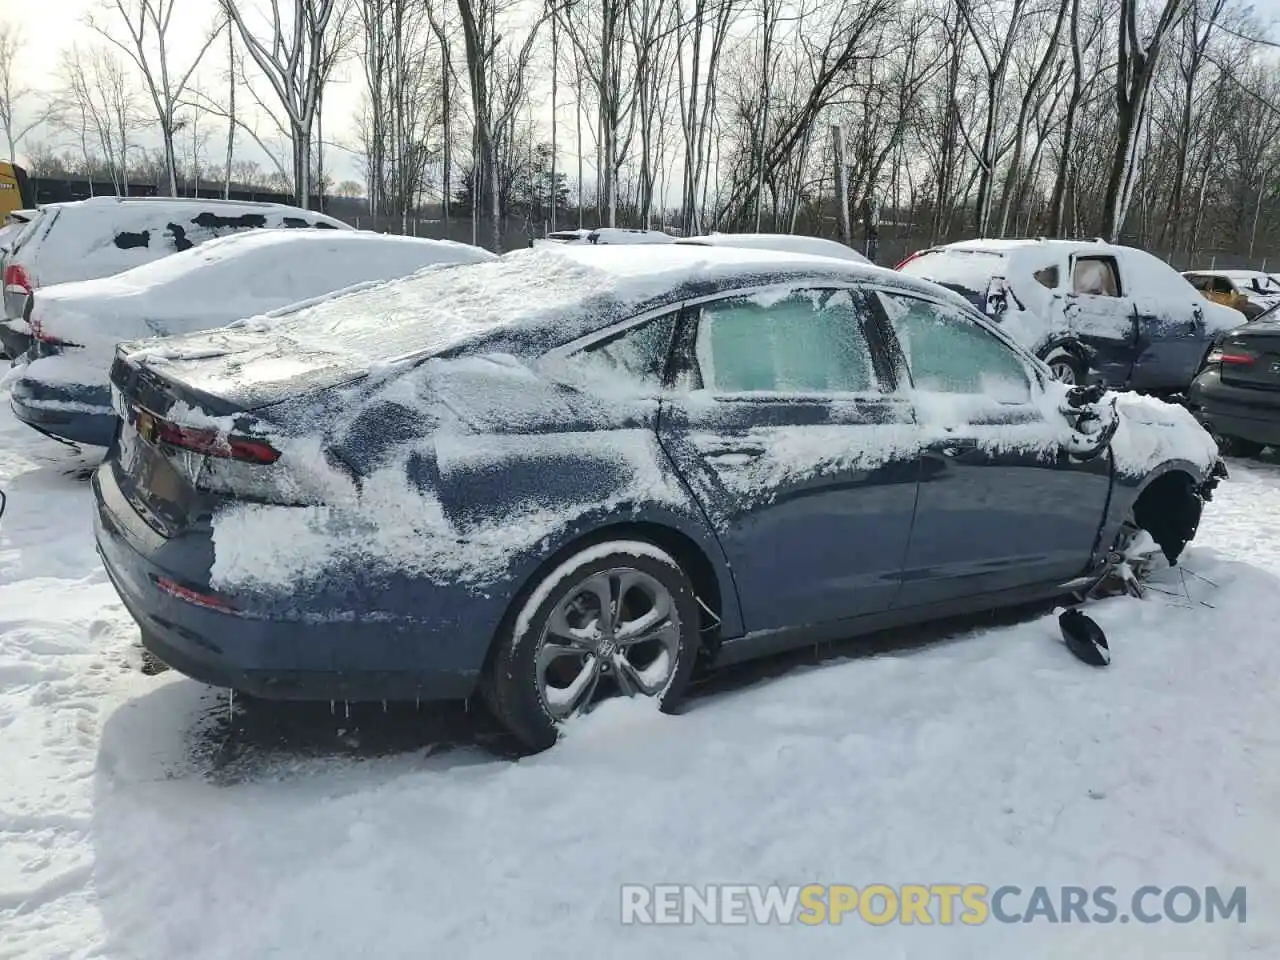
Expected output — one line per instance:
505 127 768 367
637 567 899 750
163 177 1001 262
1 393 1277 959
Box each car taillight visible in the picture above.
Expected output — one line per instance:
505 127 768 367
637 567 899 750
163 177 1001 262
2 262 32 297
1206 346 1255 366
151 416 281 465
154 576 239 614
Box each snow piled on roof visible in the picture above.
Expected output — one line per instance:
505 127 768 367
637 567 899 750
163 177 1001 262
28 231 495 362
678 233 870 263
206 242 881 367
22 198 351 289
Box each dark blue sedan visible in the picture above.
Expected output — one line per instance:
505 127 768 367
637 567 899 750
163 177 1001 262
92 245 1225 750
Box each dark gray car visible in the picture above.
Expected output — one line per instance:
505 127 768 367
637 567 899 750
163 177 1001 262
92 245 1225 751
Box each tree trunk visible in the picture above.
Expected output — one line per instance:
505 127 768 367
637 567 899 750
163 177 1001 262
833 125 852 245
1048 0 1083 236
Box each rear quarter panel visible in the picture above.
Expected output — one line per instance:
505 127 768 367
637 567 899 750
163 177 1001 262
207 354 745 665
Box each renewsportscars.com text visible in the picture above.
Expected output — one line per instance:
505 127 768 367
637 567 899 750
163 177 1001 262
620 884 1246 926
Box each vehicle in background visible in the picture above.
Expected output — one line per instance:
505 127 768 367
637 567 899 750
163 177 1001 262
0 208 38 251
676 232 870 263
539 228 594 244
1188 301 1280 456
1181 269 1280 320
0 162 35 218
1 208 46 359
897 238 1244 393
533 227 674 247
2 196 350 360
93 243 1222 752
10 230 495 447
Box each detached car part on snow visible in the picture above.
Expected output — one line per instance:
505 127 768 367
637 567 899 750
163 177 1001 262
91 244 1227 752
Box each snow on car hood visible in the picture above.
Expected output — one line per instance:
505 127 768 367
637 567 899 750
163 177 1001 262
1108 390 1220 479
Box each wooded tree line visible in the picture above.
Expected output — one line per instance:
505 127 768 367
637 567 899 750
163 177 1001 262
4 0 1280 262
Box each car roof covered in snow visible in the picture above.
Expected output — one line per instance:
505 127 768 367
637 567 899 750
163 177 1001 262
1183 268 1271 280
676 232 870 263
927 237 1126 256
213 240 938 365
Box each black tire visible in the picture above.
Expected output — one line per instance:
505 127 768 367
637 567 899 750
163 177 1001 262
1040 346 1087 385
485 541 700 752
1216 434 1265 458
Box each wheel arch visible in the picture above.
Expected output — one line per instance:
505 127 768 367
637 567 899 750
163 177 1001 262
482 508 742 678
1105 458 1212 565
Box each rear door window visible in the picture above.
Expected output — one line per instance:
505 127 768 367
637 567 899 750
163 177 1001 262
1072 256 1122 297
689 289 881 394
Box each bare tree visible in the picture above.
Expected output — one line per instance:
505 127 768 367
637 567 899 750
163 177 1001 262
454 0 549 250
1101 0 1189 240
0 21 46 162
56 44 143 192
89 1 223 196
223 0 351 208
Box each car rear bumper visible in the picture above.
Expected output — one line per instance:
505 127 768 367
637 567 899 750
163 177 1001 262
1188 367 1280 445
10 377 116 446
92 464 488 702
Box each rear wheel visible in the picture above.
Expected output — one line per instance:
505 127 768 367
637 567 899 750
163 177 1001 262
485 542 700 752
1042 346 1086 385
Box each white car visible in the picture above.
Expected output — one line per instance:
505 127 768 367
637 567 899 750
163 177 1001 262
898 238 1244 392
9 230 496 447
1 196 351 359
677 232 870 263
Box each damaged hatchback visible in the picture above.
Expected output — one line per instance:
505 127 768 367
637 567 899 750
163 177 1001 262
92 245 1226 751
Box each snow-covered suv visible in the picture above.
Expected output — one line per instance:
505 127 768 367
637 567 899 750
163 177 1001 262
898 239 1245 393
1 196 349 359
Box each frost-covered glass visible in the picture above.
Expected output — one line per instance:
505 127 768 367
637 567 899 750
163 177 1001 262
693 290 877 394
572 312 679 385
878 292 1031 402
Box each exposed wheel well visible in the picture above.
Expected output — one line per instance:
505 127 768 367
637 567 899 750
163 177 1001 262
1131 469 1204 565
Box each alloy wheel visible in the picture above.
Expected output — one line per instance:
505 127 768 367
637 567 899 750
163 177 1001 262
535 567 682 720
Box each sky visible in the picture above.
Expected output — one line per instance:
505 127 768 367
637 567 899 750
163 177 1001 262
6 0 380 186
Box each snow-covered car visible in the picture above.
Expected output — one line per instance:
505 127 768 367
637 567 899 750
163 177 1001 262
1 196 351 360
537 228 595 244
0 207 37 253
93 243 1225 752
533 227 673 248
9 230 496 447
1182 269 1280 320
676 232 870 263
897 239 1245 392
588 227 674 245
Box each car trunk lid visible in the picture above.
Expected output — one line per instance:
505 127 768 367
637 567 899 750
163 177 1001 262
1217 318 1280 390
108 332 367 537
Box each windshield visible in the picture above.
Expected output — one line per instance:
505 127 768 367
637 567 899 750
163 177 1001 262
1234 274 1280 294
898 249 1005 297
